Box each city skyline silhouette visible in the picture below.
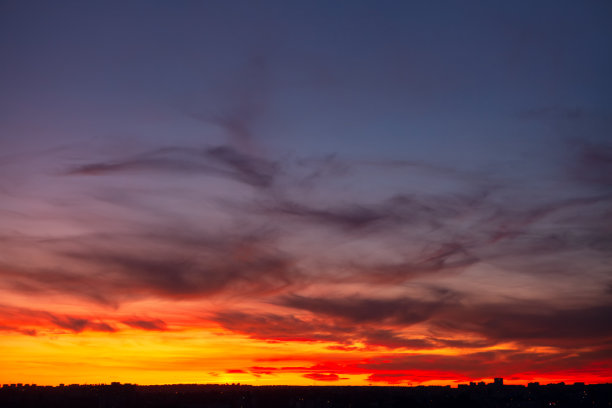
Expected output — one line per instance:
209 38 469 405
1 0 611 391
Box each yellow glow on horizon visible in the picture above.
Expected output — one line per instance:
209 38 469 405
0 325 480 386
1 307 609 387
0 328 364 385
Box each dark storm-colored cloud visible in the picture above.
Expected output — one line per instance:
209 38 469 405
214 311 350 344
0 231 298 305
279 294 453 325
2 192 608 347
0 264 122 306
0 193 584 309
61 244 295 300
122 319 168 331
359 329 438 350
2 162 610 313
3 127 612 357
434 302 612 347
214 311 440 350
214 293 612 352
285 296 612 349
58 138 612 280
213 308 485 351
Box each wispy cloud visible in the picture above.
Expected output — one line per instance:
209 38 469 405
0 304 116 334
67 145 278 188
303 373 346 381
569 140 612 188
122 319 168 331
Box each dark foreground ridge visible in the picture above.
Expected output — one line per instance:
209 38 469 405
1 381 611 408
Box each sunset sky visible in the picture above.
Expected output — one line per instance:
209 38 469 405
1 1 611 386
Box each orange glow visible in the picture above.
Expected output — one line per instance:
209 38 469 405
1 317 611 386
1 284 611 387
